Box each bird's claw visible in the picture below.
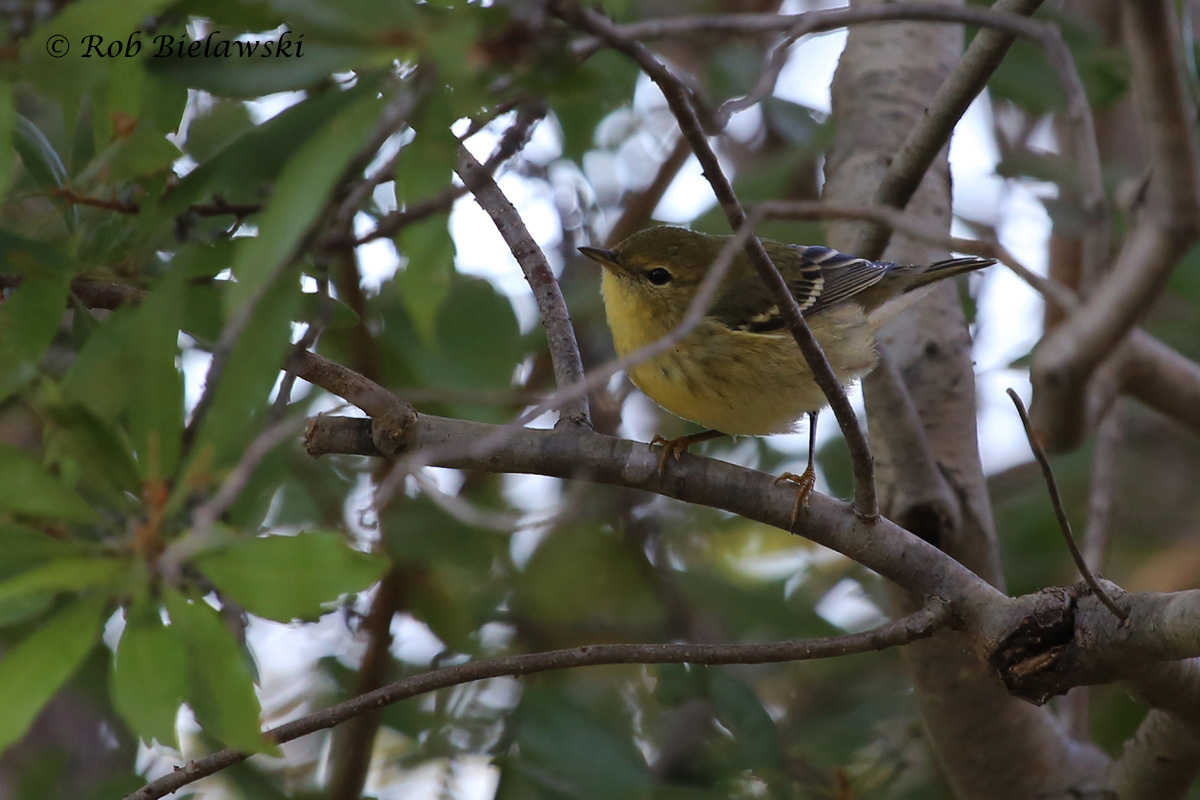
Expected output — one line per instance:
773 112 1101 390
775 466 817 530
650 434 692 473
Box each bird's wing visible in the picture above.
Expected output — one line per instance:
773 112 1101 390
796 246 897 315
709 244 895 333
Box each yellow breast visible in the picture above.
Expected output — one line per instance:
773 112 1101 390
600 272 877 435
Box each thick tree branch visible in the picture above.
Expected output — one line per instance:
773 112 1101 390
1031 0 1200 451
1111 659 1200 798
817 5 1104 796
125 601 951 800
1110 708 1200 800
301 407 998 611
300 408 1200 687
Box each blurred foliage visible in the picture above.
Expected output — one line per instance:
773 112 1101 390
0 0 1192 798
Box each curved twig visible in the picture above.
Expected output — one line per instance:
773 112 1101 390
455 107 592 429
125 600 951 800
1006 389 1128 622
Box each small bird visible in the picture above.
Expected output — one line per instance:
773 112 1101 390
579 225 994 509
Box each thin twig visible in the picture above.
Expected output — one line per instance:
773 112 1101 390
716 4 1057 127
124 600 950 800
455 106 592 429
341 105 539 248
553 0 878 518
1006 388 1127 622
50 186 139 213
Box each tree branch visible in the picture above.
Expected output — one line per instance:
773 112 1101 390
125 601 951 800
1111 659 1200 798
1110 708 1200 800
1031 0 1200 451
455 108 592 430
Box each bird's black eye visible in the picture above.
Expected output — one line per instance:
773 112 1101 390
646 267 673 286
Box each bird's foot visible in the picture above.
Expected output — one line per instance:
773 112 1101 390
650 434 694 473
775 465 817 530
649 430 725 473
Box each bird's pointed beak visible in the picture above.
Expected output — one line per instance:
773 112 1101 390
578 246 626 275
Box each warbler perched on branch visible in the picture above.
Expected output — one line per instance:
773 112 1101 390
579 225 994 507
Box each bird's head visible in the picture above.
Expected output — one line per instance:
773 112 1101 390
579 226 720 326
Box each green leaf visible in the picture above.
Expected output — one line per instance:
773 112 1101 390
518 524 663 629
183 100 255 163
396 217 456 341
113 599 186 746
12 115 68 189
0 270 69 402
395 124 458 206
545 50 639 162
194 532 387 622
0 82 14 197
0 443 97 523
705 668 783 771
0 524 87 580
512 687 652 800
163 79 381 213
126 273 185 479
0 232 74 402
21 0 178 119
0 557 126 621
434 276 522 389
0 594 108 755
298 289 360 330
60 272 185 479
163 590 267 753
149 36 369 98
226 89 383 314
95 126 182 182
0 527 93 626
183 274 302 472
42 400 142 505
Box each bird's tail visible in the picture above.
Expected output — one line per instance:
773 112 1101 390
902 256 996 292
866 255 996 330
